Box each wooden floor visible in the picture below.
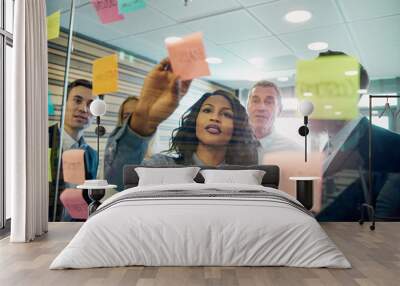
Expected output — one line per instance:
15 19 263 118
0 222 399 286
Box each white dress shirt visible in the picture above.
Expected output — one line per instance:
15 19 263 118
258 128 302 164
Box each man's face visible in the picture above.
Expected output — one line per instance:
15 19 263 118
247 86 281 135
64 86 95 132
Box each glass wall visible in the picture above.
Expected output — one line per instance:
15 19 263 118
48 0 400 222
46 0 76 221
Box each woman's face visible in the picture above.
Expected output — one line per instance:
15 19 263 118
122 99 138 121
196 95 234 147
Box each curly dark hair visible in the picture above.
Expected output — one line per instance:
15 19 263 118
168 90 259 165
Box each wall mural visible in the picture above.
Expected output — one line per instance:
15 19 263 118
46 0 400 222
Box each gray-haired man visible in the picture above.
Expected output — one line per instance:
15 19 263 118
247 80 301 163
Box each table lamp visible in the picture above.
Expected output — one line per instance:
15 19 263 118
298 100 314 162
90 97 107 164
79 97 113 214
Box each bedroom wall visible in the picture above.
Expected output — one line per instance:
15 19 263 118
46 1 400 223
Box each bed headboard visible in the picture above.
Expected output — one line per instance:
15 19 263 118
123 165 280 189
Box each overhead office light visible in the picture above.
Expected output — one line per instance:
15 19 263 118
206 57 223 64
165 37 182 44
285 10 312 23
308 41 328 51
277 76 289 82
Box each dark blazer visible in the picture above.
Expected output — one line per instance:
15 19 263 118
49 127 98 181
316 117 400 221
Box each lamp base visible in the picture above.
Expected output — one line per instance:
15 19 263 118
88 188 105 215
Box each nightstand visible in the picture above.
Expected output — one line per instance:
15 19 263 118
77 180 117 215
289 176 320 210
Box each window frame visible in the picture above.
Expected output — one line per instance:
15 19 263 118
0 0 13 232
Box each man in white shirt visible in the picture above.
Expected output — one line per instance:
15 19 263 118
246 80 301 163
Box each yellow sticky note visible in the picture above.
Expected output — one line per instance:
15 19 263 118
296 55 360 120
48 148 52 182
47 11 60 40
92 54 119 95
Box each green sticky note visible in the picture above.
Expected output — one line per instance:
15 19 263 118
295 55 360 120
118 0 146 14
48 91 55 116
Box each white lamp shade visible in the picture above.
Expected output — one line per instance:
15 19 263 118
90 98 107 116
299 100 314 116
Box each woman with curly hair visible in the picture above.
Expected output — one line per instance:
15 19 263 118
104 59 258 191
144 90 259 166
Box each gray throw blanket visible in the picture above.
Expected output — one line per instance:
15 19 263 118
91 189 313 218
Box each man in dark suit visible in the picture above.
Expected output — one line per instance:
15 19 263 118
309 51 400 221
49 79 98 221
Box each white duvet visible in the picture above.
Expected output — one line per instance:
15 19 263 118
50 183 350 269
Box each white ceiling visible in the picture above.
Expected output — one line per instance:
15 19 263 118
47 0 400 89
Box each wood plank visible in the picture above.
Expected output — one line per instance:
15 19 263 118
1 223 400 286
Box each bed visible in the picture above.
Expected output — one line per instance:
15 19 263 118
50 165 350 269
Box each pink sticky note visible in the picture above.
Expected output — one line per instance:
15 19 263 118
60 188 88 220
166 32 210 80
62 149 85 185
91 0 125 24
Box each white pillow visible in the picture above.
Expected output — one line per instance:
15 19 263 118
135 167 200 186
200 169 266 185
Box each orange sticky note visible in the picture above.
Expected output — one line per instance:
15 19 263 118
92 54 119 95
62 149 85 185
166 32 210 80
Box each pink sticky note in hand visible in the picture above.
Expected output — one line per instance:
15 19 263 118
166 32 211 80
91 0 125 24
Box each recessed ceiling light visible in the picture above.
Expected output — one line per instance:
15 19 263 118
324 105 333 110
307 41 328 51
303 92 313 97
285 10 312 23
164 36 182 44
334 111 342 116
358 89 368 94
206 57 223 64
277 77 289 82
344 70 358 76
248 57 265 67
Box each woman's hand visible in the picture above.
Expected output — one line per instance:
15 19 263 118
130 58 192 136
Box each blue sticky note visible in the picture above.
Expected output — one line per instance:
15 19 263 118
48 91 55 116
118 0 146 14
